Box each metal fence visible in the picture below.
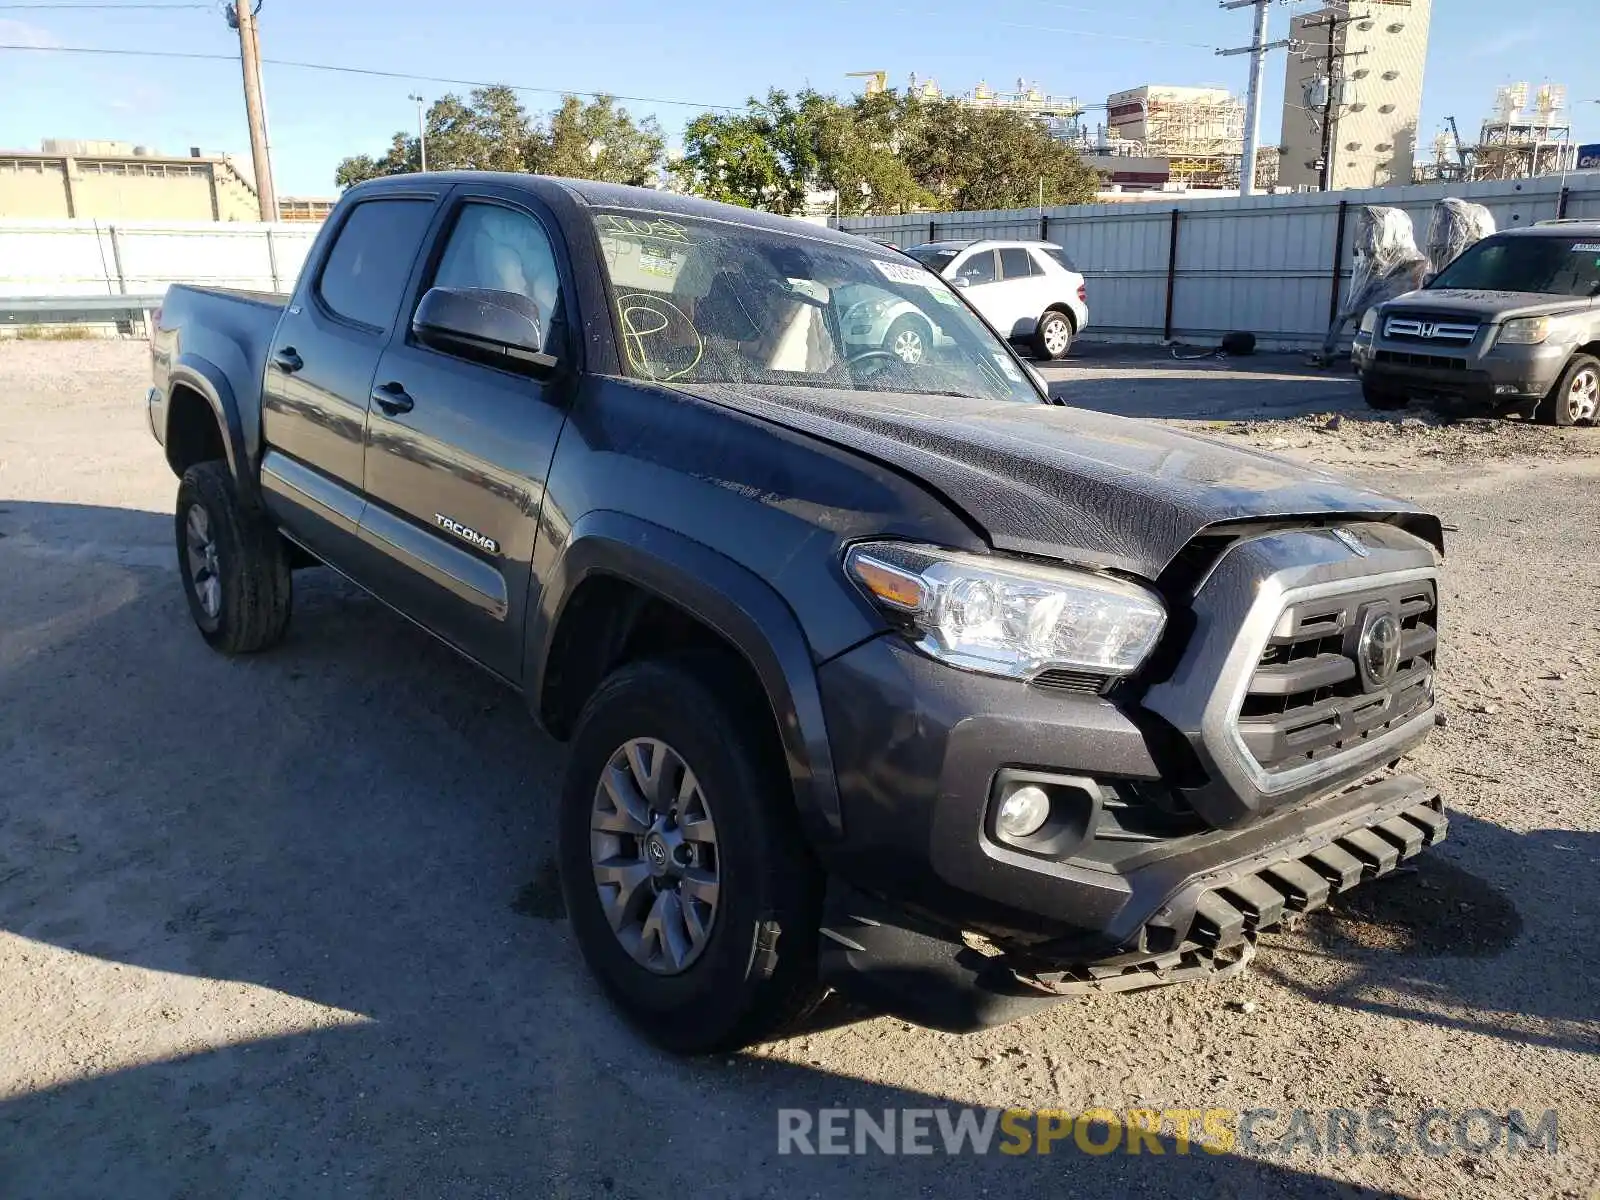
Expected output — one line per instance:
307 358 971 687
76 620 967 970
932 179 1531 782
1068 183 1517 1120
837 173 1600 350
0 219 318 317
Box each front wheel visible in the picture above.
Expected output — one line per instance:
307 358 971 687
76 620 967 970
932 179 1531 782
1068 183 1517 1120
1539 354 1600 427
175 461 291 654
557 655 824 1053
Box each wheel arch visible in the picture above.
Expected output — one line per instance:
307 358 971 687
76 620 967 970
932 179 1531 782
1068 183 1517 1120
528 511 843 841
162 356 258 505
1042 302 1078 332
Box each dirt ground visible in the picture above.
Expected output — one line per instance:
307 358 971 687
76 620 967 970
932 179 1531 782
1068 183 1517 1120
1 340 1597 1200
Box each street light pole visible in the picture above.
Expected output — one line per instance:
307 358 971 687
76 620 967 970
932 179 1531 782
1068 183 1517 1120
408 93 428 172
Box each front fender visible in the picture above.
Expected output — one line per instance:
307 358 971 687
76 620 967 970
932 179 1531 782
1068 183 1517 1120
528 510 843 841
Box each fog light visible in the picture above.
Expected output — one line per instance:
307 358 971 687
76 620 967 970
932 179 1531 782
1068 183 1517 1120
996 785 1051 839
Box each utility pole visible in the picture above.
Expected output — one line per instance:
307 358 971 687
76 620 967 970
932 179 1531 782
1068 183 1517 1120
228 1 277 221
1299 6 1365 192
1218 0 1296 195
408 93 428 172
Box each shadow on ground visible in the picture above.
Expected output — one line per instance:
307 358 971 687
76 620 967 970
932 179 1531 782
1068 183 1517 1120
0 500 1590 1198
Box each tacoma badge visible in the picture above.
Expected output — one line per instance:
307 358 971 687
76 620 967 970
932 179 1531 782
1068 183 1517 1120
434 513 499 554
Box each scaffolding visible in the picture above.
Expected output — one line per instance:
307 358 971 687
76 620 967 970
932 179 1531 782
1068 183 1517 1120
897 74 1087 141
1424 84 1579 182
1104 87 1246 188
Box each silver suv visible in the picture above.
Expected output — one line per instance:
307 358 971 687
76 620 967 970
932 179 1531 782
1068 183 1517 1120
1353 221 1600 425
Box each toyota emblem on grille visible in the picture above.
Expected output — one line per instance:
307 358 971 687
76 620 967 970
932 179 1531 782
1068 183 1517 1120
1358 610 1402 690
1331 527 1370 557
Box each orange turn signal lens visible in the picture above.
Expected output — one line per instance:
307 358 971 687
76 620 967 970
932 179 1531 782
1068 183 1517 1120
848 553 927 612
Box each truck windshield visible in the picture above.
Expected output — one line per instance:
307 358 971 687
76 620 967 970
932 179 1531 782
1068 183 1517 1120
1429 235 1600 298
590 210 1040 403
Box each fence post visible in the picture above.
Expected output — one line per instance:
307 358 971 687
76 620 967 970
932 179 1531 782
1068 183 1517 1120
929 218 936 244
1040 213 1049 241
266 227 281 292
1557 186 1570 220
1327 199 1349 329
1163 209 1181 341
108 224 128 295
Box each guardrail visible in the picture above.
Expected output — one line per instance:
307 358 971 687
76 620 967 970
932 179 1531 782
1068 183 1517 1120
1 293 167 336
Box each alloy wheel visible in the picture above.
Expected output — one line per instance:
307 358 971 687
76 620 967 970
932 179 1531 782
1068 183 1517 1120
1566 366 1599 424
1043 318 1070 356
184 504 222 619
590 737 720 975
891 327 925 364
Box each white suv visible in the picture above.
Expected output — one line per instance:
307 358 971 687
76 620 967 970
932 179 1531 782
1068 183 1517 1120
905 240 1089 360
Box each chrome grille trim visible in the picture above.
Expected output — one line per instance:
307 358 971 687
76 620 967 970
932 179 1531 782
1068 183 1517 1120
1383 316 1479 343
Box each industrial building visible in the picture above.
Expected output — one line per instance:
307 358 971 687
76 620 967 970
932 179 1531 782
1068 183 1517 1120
1278 0 1433 191
0 139 334 222
1419 84 1579 182
1103 85 1246 188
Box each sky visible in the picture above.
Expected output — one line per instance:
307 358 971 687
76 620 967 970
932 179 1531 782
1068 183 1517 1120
1 0 1596 197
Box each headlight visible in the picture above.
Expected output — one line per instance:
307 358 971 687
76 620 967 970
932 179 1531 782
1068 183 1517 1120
1359 308 1379 335
844 542 1167 680
1498 316 1550 345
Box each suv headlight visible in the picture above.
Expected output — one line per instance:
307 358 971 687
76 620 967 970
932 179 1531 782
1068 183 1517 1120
845 542 1167 680
1498 316 1550 345
1359 308 1379 335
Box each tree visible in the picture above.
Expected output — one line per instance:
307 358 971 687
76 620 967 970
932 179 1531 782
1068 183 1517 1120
530 95 665 186
897 98 1099 211
673 89 824 215
334 88 663 189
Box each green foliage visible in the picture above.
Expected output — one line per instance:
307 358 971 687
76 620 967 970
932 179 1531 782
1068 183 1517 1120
333 87 664 189
672 89 1096 215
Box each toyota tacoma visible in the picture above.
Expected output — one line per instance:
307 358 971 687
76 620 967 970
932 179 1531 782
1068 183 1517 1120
147 174 1448 1052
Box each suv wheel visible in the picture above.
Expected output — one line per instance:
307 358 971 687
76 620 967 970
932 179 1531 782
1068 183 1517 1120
885 315 932 365
1031 310 1073 361
557 655 824 1053
1361 377 1410 411
1540 354 1600 427
175 461 291 654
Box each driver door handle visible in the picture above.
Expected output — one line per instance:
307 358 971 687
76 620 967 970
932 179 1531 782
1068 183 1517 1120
273 347 303 373
371 381 414 416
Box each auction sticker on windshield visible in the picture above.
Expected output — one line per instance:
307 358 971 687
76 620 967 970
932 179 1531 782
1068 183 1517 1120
1571 243 1600 253
873 258 941 288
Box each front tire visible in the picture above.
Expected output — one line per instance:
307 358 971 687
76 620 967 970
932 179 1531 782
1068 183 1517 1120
175 461 291 654
1031 309 1074 361
1538 354 1600 427
557 655 824 1053
1361 377 1410 411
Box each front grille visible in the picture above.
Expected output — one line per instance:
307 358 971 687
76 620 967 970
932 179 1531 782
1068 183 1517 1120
1383 314 1480 345
1375 349 1468 371
1235 580 1437 773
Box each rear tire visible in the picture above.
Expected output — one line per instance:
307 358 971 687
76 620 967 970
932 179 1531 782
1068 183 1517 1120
1361 377 1409 411
175 461 291 654
1031 309 1074 361
1538 353 1600 427
557 655 825 1053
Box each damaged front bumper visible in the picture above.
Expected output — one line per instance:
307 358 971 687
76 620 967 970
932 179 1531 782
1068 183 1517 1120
818 775 1446 1032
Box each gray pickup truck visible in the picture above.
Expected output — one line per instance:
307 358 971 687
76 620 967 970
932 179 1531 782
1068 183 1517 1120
1353 220 1600 424
147 173 1449 1051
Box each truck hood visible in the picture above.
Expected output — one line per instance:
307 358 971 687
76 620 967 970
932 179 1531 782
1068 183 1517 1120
675 383 1440 580
1386 288 1598 320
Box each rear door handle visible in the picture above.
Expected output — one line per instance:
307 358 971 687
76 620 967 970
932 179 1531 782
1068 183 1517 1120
371 381 415 416
273 347 303 373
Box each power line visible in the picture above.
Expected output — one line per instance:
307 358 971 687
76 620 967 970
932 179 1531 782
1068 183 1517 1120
0 42 741 109
0 3 211 9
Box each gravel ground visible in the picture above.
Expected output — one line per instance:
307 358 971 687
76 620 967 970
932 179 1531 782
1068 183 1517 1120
1 340 1597 1200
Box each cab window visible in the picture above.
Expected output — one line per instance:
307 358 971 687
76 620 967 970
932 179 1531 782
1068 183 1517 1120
428 202 565 352
316 199 434 330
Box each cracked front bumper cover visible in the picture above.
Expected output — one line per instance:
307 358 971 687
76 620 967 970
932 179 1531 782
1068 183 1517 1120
818 780 1447 1032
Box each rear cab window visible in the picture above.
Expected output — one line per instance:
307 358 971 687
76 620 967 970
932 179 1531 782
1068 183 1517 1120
316 199 435 329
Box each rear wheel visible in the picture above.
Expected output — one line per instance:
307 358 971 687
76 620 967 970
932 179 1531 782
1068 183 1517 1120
175 461 291 654
1538 354 1600 427
557 655 824 1053
884 315 933 365
1031 310 1074 361
1361 377 1410 411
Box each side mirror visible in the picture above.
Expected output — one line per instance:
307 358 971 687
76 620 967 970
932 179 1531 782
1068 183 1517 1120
952 277 971 289
1422 271 1438 287
413 286 557 376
